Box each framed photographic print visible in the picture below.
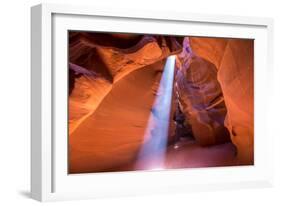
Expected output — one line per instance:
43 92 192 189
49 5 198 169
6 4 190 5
31 3 274 201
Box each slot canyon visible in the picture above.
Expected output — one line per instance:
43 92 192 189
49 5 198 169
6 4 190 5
68 32 254 174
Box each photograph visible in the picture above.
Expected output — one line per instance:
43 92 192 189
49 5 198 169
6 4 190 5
68 31 254 174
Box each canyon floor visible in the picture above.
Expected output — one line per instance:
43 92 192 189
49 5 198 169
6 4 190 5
109 137 238 172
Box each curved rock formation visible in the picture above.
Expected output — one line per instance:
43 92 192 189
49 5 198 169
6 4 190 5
70 62 165 173
175 38 230 146
69 32 182 136
69 32 183 173
190 37 254 164
68 32 253 173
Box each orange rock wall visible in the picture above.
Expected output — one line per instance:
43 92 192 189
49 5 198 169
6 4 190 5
175 38 230 146
68 32 183 173
190 37 254 164
68 33 254 173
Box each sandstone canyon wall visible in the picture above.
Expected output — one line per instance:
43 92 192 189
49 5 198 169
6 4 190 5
190 37 254 165
176 38 230 146
69 32 183 173
68 32 254 173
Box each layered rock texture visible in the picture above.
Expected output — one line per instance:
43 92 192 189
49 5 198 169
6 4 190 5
190 37 254 165
175 38 230 146
68 32 254 173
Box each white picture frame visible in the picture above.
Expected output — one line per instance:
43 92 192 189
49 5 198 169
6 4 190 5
31 3 274 202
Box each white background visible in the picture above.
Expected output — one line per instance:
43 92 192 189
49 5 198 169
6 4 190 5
0 0 280 205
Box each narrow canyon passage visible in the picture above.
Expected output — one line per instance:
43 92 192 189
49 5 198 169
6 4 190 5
69 57 237 173
68 32 253 174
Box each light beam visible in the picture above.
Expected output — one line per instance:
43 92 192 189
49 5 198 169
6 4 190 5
135 55 176 170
